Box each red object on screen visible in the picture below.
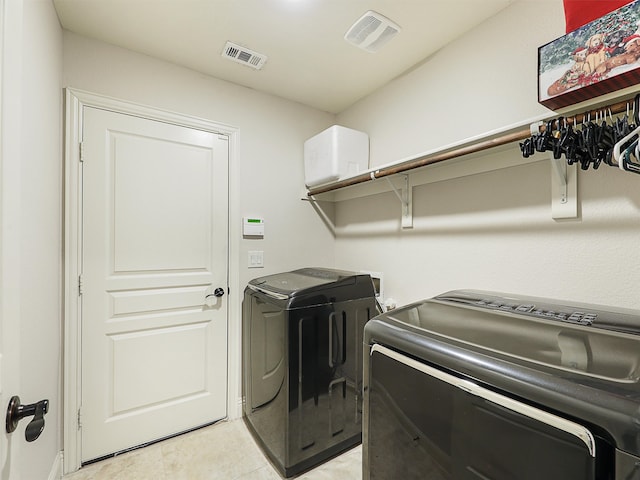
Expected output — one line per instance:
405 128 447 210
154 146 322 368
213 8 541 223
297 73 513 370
563 0 632 32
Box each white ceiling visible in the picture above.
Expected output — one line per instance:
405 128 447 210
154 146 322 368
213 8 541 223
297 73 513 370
53 0 514 114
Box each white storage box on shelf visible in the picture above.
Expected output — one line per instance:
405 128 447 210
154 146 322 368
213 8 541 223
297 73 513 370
304 125 369 188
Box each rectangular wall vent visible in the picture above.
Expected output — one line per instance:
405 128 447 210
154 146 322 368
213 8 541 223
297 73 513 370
222 41 267 70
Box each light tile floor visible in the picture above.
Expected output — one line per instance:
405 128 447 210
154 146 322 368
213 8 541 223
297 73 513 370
62 419 362 480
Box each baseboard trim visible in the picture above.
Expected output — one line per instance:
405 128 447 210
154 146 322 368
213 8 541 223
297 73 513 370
229 396 243 420
48 451 63 480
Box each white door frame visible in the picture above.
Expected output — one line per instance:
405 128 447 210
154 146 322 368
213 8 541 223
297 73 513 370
63 88 242 474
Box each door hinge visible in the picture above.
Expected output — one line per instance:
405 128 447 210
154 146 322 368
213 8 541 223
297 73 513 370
79 141 85 162
77 407 82 429
78 274 84 296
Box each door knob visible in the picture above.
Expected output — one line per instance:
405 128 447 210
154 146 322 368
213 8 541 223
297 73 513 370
204 287 226 307
6 396 49 442
213 287 225 297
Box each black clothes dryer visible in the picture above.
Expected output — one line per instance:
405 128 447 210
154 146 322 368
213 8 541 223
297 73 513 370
243 267 378 477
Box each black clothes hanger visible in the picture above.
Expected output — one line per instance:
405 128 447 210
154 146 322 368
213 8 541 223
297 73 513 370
522 94 640 175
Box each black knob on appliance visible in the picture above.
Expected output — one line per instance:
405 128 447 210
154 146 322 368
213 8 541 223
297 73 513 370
214 287 225 297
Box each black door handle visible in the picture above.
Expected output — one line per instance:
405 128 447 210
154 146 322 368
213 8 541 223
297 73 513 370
204 287 226 307
6 396 49 442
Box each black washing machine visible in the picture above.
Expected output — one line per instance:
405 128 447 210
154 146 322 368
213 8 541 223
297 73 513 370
364 290 640 480
243 267 379 477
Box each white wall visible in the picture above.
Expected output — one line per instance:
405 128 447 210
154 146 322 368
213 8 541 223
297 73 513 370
335 0 640 310
21 2 63 476
1 0 63 479
62 32 337 424
338 1 564 168
63 31 336 286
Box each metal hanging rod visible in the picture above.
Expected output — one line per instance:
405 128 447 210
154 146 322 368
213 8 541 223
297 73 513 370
306 95 637 197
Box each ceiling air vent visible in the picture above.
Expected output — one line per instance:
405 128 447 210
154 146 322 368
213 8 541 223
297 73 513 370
344 10 400 53
222 41 267 70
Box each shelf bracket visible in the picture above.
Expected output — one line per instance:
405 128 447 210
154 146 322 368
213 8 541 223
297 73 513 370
385 175 413 228
550 156 577 219
551 157 567 203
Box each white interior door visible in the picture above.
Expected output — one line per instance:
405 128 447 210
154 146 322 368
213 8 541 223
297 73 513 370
80 106 229 462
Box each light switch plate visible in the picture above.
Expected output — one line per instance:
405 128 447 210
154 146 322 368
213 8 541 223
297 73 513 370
248 250 264 268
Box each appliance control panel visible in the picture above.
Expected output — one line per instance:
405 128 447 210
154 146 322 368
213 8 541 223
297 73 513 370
472 298 597 326
434 290 640 335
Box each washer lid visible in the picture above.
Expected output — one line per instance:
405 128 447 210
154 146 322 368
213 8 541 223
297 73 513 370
387 290 640 383
247 268 376 307
248 268 350 296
